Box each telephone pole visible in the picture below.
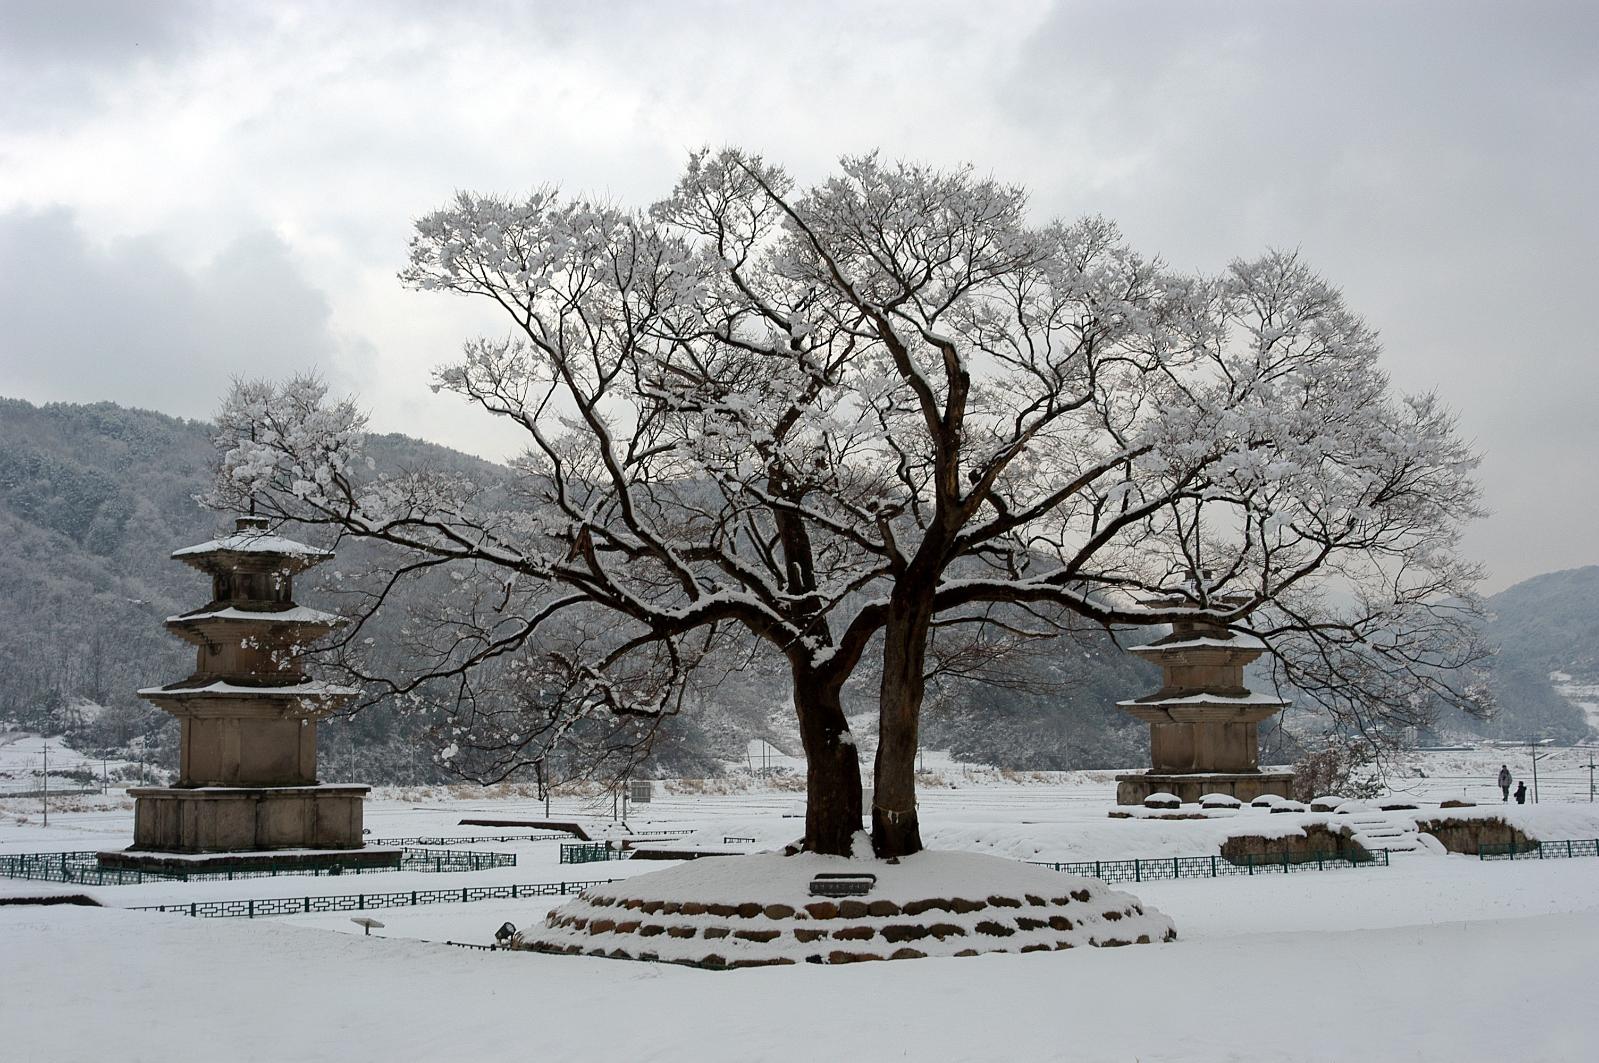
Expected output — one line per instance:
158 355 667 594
1531 737 1538 803
42 742 49 827
1528 737 1553 804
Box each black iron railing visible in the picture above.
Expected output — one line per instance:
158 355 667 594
370 833 575 846
559 842 626 864
1029 849 1388 884
132 878 616 918
0 847 515 885
1479 838 1599 860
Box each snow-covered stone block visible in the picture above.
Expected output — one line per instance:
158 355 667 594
514 850 1176 967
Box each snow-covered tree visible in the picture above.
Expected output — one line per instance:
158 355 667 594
211 149 1488 857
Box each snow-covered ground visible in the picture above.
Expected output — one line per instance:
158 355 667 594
6 750 1599 1061
0 729 146 798
1388 743 1599 805
1552 670 1599 732
4 855 1597 1062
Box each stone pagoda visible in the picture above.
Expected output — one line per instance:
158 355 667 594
101 516 398 872
1114 577 1295 805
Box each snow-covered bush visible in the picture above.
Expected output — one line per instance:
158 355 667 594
1292 742 1386 803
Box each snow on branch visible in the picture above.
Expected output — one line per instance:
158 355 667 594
207 148 1491 809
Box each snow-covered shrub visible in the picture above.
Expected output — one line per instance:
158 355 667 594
1291 742 1386 803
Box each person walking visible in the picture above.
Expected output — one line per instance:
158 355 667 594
1515 780 1528 804
1498 764 1512 802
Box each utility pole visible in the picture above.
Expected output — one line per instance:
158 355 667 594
1587 755 1595 803
101 758 108 795
1530 737 1539 803
1528 738 1553 804
42 742 49 827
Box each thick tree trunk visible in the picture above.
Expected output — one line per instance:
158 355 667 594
794 672 863 857
873 598 933 858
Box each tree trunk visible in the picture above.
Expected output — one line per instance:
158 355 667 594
794 672 863 857
873 597 933 858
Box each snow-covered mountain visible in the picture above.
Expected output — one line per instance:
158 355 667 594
5 396 1589 779
1472 566 1599 743
0 397 514 781
0 397 1158 778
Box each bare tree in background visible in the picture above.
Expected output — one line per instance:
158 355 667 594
211 149 1489 857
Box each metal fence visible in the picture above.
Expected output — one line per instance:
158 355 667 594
560 842 626 864
0 787 102 800
1479 838 1599 860
371 833 575 846
132 878 617 918
1030 849 1389 884
0 847 515 886
399 849 517 874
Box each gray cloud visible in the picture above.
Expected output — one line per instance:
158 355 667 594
0 0 211 125
0 0 1592 590
993 1 1599 588
0 207 364 420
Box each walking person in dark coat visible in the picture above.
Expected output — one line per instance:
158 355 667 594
1498 765 1512 802
1515 781 1527 804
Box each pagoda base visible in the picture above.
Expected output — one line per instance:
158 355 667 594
98 846 402 875
124 784 373 852
1115 772 1296 806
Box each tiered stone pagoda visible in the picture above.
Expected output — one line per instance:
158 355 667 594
101 516 398 872
1114 577 1295 805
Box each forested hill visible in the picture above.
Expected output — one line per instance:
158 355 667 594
0 398 218 739
0 396 1154 777
1472 566 1599 743
4 396 1589 780
0 396 517 779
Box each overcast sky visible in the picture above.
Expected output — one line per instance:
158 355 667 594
1 0 1594 591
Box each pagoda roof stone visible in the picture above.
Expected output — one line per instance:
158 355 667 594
172 516 331 565
1117 689 1286 709
139 677 358 696
166 605 346 626
1130 633 1267 655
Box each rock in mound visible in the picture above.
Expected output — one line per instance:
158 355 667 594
513 849 1176 968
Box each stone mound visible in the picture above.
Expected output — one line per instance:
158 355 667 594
512 849 1176 968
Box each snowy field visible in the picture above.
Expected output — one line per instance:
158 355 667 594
5 751 1599 1062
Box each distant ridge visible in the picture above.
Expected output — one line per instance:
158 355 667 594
1475 565 1599 742
0 396 514 781
2 396 1591 777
